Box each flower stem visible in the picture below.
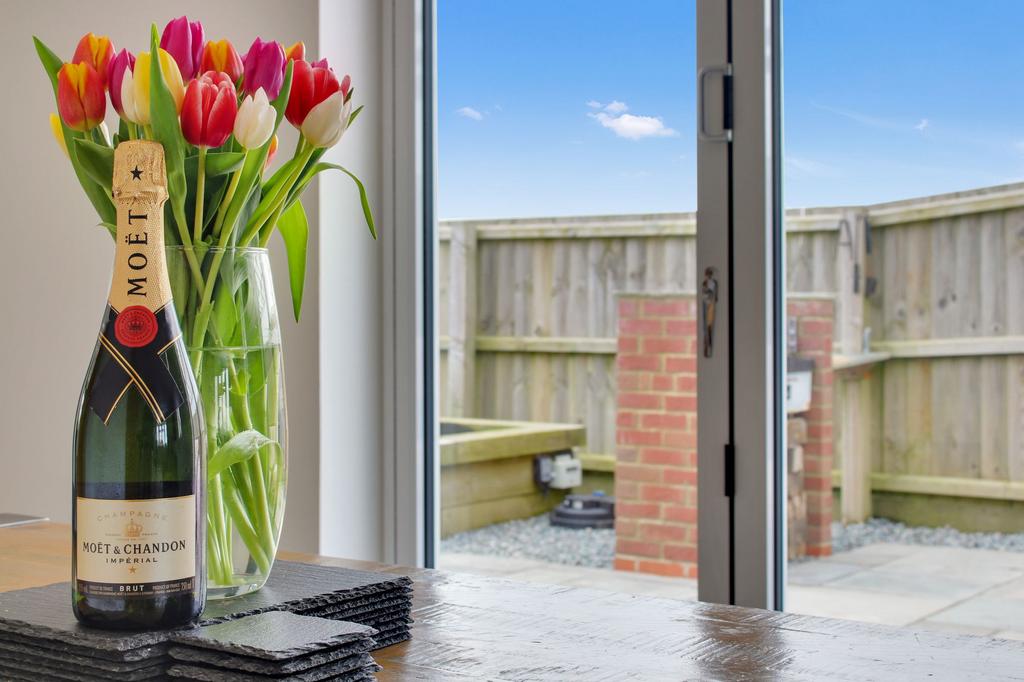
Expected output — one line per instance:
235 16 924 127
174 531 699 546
242 145 314 246
194 147 207 245
213 160 246 240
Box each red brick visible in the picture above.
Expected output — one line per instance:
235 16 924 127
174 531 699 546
637 560 687 577
664 505 697 523
652 374 674 391
616 481 639 500
617 539 661 559
805 545 832 558
618 299 639 318
620 318 663 336
643 337 688 354
617 412 637 428
618 336 638 353
641 484 686 504
618 429 662 446
619 392 662 410
616 447 638 463
614 557 638 571
640 413 688 430
618 502 660 519
675 375 697 393
640 448 688 466
664 468 698 486
665 357 697 373
666 319 698 336
663 430 698 449
643 299 691 318
804 475 833 492
663 544 698 563
640 523 688 543
619 373 652 391
618 354 661 372
798 319 833 337
615 518 638 537
665 395 698 413
618 464 662 483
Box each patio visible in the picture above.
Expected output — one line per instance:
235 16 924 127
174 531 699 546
440 544 1024 639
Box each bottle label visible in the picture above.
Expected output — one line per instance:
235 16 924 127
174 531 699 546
86 141 184 425
76 496 196 598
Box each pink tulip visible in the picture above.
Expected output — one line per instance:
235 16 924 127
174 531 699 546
160 16 204 80
242 38 286 100
106 49 135 119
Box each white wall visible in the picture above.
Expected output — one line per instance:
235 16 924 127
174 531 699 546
317 0 384 562
0 0 324 553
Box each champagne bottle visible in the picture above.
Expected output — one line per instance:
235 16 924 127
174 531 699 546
72 140 205 629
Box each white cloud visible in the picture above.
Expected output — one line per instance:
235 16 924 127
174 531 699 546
588 111 678 140
915 118 929 131
603 100 629 114
586 100 603 109
456 106 483 121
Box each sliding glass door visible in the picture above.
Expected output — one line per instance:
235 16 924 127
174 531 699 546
422 0 781 608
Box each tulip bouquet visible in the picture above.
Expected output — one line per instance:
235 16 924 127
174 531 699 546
36 18 374 596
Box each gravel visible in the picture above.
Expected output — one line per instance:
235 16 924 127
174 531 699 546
830 517 1024 554
441 513 615 568
442 514 1024 570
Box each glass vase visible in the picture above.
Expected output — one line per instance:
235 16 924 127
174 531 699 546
167 246 287 600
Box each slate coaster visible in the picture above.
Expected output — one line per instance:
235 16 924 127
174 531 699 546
0 640 166 680
167 658 381 682
168 637 374 675
299 595 410 618
0 637 168 672
200 561 412 622
0 657 165 682
0 584 178 656
170 611 375 661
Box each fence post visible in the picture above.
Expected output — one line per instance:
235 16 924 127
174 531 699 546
445 223 477 416
839 369 872 522
835 209 867 355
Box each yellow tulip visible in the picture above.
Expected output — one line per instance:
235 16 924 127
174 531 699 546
132 48 185 125
48 113 68 158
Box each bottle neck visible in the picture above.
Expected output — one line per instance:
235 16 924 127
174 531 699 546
108 202 173 313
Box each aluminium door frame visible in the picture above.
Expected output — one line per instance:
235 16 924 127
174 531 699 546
697 0 783 609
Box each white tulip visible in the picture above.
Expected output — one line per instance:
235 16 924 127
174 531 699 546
234 88 276 150
300 91 352 149
120 70 142 125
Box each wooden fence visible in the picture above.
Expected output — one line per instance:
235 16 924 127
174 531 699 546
439 182 1024 529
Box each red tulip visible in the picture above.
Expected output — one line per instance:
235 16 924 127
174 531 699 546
200 39 243 83
160 16 205 80
181 71 238 148
71 33 114 89
285 58 341 128
284 42 305 62
57 62 105 132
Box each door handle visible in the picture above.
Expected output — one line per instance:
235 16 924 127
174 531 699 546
698 63 733 143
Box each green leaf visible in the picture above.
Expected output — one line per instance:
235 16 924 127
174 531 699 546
185 152 245 180
211 279 239 343
348 104 364 127
208 429 277 479
337 165 376 239
71 139 114 195
32 36 63 91
148 24 189 240
276 200 309 321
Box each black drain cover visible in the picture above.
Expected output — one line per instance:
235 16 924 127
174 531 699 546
550 493 615 529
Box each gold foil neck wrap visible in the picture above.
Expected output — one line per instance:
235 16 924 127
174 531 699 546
112 140 168 206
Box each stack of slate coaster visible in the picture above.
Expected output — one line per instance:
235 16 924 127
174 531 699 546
0 560 414 680
167 611 380 681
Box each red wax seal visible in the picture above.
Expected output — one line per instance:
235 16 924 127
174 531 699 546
114 306 158 348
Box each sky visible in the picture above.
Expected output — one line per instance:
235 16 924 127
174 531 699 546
437 0 1024 219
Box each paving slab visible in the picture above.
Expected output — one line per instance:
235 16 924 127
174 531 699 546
786 584 953 627
829 567 993 600
829 543 924 567
787 560 862 586
925 595 1024 632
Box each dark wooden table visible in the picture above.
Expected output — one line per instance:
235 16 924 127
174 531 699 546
4 523 1023 680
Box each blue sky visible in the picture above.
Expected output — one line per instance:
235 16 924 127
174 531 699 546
437 1 1024 219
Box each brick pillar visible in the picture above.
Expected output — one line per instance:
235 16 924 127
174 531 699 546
788 297 835 557
614 295 698 578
